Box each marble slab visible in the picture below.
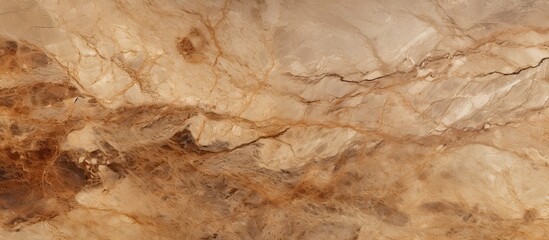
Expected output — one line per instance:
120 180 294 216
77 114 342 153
1 0 549 239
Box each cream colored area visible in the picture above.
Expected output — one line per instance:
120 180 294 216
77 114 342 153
2 0 549 239
256 126 364 170
8 0 548 135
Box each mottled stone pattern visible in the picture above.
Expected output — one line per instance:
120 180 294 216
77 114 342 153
2 0 549 239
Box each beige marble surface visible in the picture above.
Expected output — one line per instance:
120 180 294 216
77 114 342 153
1 0 549 239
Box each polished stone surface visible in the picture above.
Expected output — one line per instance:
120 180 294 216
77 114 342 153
2 0 549 239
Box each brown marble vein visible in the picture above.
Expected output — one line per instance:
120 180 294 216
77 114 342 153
2 0 549 239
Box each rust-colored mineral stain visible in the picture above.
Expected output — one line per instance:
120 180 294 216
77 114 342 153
177 37 196 58
0 38 50 74
176 28 206 63
0 142 91 229
0 76 93 229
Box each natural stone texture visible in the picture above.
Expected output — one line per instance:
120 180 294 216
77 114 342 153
2 0 549 239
